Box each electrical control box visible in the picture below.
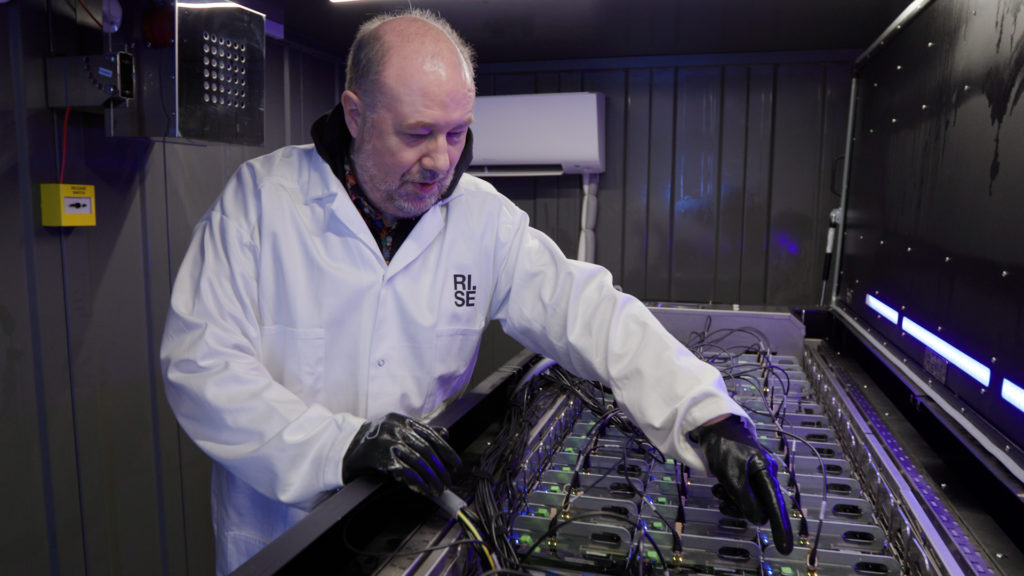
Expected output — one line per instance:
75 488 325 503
40 183 96 227
46 52 135 109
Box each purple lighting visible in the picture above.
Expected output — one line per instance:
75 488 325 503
1002 379 1024 414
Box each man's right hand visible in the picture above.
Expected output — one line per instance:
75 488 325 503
691 414 794 554
342 413 461 498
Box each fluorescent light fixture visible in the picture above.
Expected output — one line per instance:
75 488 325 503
865 294 899 324
1003 379 1024 413
901 317 991 387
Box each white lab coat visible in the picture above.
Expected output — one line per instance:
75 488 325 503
160 144 747 574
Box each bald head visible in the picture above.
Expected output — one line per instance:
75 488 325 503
345 9 476 107
338 9 476 222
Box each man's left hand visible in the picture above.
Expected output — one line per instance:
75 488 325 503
692 415 794 554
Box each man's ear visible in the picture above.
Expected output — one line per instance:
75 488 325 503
341 90 362 139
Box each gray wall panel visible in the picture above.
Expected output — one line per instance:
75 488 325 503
646 67 677 302
140 136 191 576
715 66 749 305
532 73 562 252
480 55 851 307
671 67 722 302
263 41 288 153
1 6 54 575
555 72 584 258
584 69 627 280
767 64 825 305
622 69 652 296
739 65 775 304
298 50 338 143
18 3 89 574
3 4 344 569
57 120 162 574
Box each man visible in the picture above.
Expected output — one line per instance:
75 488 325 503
161 9 791 574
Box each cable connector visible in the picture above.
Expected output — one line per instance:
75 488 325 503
433 489 467 517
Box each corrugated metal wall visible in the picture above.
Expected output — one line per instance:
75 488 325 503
480 53 853 307
2 2 854 573
2 2 341 574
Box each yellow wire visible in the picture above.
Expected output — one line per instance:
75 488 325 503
456 509 498 571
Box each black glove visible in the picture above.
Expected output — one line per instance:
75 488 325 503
692 415 794 554
342 413 461 498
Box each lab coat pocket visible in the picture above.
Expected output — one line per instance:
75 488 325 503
260 325 326 401
433 325 484 388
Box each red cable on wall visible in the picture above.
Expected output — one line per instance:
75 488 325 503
77 0 102 29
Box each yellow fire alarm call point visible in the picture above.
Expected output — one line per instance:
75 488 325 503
41 183 96 227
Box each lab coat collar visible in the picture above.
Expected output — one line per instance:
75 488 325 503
326 176 461 272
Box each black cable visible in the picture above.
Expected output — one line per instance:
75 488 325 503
772 429 828 568
642 493 683 553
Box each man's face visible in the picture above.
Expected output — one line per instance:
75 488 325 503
346 52 475 221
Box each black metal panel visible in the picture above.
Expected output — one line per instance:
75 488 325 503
839 0 1024 450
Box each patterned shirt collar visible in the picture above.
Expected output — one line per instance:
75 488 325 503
341 155 418 264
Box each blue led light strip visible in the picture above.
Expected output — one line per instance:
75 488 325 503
865 294 899 324
900 317 991 387
832 356 997 576
1002 379 1024 413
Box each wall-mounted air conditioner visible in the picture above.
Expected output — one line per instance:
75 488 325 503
469 92 605 177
